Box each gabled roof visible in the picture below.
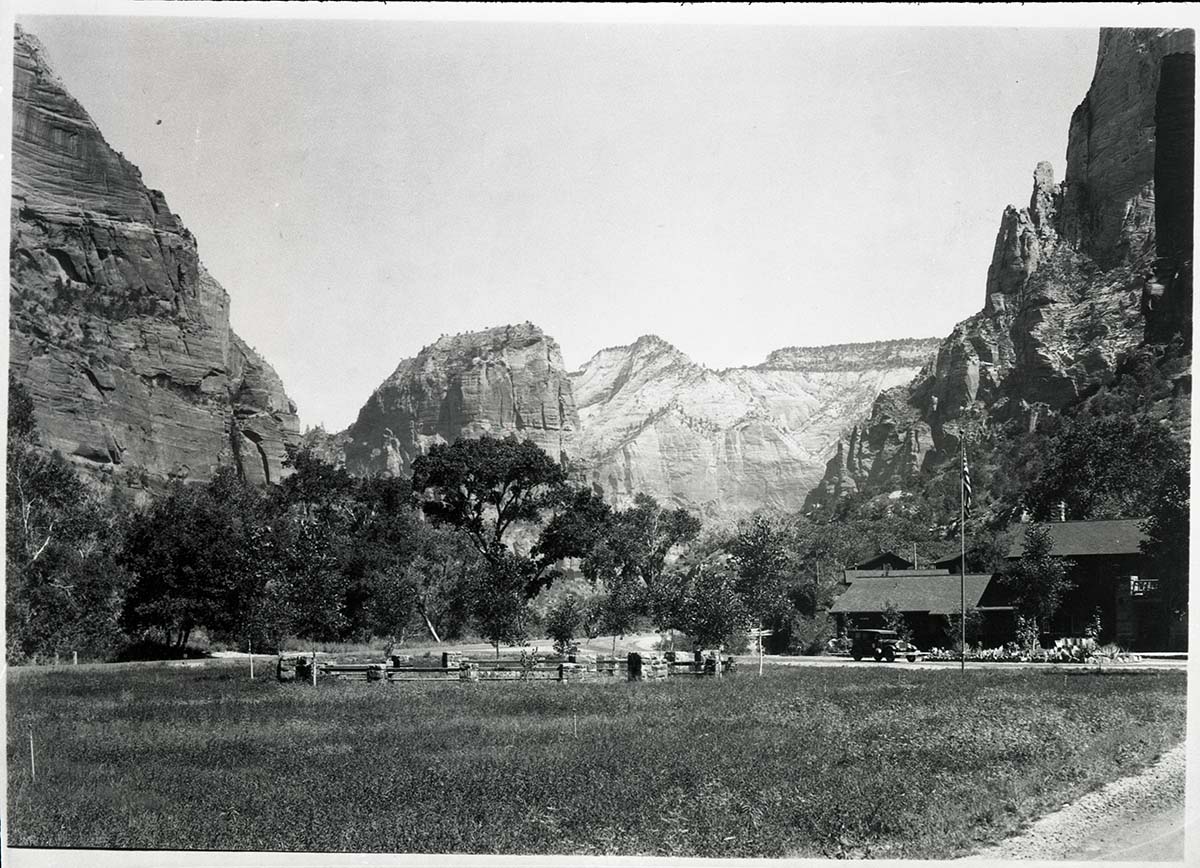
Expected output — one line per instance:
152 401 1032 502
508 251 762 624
853 551 914 571
1005 519 1150 559
843 569 951 580
829 574 993 616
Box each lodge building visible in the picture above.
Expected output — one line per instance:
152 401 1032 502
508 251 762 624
828 519 1183 652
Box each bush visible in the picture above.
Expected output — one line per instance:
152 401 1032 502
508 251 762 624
787 612 835 655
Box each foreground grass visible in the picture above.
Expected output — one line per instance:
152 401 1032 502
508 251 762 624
6 664 1186 858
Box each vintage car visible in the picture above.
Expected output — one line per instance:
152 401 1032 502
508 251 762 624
848 628 920 662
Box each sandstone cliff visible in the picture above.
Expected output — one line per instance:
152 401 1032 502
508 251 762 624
9 26 300 488
571 336 939 515
342 323 578 477
806 28 1194 511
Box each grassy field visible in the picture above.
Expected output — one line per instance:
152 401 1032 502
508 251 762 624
6 663 1186 858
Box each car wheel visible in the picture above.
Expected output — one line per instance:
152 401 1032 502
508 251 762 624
907 654 917 662
883 648 895 662
873 648 883 662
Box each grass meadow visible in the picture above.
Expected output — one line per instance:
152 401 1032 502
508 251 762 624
5 663 1186 858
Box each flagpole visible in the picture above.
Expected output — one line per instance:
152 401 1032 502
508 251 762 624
960 433 966 673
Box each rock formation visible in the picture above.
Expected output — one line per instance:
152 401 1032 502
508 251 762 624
333 327 936 515
342 323 578 477
571 336 939 515
10 26 300 489
806 27 1194 511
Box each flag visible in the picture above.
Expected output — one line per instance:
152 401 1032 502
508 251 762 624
962 453 973 518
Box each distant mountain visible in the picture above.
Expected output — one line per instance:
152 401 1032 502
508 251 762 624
805 27 1194 513
570 335 939 515
9 26 300 489
331 323 938 516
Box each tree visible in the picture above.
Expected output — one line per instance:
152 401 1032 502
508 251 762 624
1011 412 1185 521
410 436 571 655
881 601 912 642
1142 454 1188 618
728 514 792 620
1000 523 1074 643
942 607 984 651
676 560 750 649
120 471 256 649
467 551 535 657
544 593 584 655
7 375 131 662
412 436 566 572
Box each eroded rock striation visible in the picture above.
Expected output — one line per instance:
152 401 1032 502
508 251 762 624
806 27 1194 511
571 336 939 515
10 26 300 488
343 323 578 477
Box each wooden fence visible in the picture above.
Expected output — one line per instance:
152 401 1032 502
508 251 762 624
277 650 736 684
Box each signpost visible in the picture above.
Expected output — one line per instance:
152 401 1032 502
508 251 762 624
748 627 774 676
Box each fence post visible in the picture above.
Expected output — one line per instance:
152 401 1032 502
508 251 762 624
28 725 36 782
311 651 317 687
72 651 78 666
249 638 254 680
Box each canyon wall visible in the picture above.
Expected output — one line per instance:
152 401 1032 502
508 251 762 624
806 27 1194 511
10 26 300 489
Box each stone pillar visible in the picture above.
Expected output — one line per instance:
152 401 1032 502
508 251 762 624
276 654 296 683
627 651 643 681
442 651 463 670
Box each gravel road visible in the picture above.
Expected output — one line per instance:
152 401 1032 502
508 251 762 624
965 741 1187 861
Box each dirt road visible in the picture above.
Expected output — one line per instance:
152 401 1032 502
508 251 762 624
965 741 1188 861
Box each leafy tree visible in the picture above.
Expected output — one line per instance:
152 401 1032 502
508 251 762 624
881 601 912 642
1008 412 1185 521
467 551 535 657
6 374 131 662
544 593 584 654
942 606 984 651
1142 454 1189 617
412 436 566 572
410 436 573 654
728 514 792 621
534 488 613 572
1000 523 1074 642
597 575 644 655
676 559 750 649
120 470 255 649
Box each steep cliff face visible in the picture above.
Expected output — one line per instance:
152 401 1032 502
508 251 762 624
9 26 300 488
571 336 939 515
806 28 1194 511
343 323 578 477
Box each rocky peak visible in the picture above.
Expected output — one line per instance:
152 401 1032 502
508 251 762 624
806 27 1194 513
343 322 578 477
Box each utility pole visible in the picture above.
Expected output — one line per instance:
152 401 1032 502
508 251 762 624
960 434 967 674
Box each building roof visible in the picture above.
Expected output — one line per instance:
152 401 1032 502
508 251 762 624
1004 519 1150 559
829 574 994 616
843 569 951 581
853 551 914 571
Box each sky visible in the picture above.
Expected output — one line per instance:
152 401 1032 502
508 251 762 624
16 14 1100 431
